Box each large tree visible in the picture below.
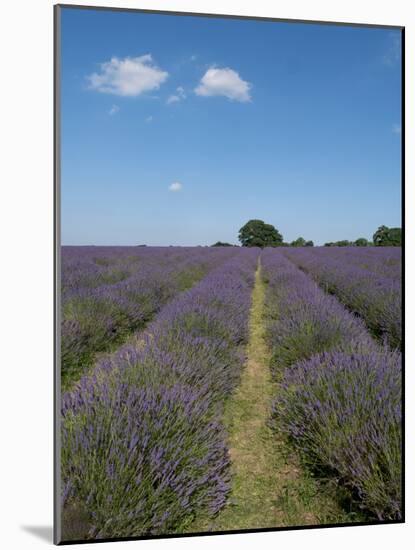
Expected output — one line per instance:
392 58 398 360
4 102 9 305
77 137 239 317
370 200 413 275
238 219 283 248
373 226 402 246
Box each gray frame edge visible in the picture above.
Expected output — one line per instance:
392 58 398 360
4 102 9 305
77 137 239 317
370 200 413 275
53 4 62 545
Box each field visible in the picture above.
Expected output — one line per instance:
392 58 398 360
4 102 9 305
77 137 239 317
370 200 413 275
60 245 402 541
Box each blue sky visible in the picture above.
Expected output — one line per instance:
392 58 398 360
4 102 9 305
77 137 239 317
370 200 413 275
60 7 402 246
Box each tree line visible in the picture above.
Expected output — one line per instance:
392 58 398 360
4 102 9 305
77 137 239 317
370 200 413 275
211 221 402 248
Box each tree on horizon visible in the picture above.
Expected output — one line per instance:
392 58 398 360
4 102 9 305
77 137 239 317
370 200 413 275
238 220 283 248
291 237 306 247
373 226 402 246
211 241 236 247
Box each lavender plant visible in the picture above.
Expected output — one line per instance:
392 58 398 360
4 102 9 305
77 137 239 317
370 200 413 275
262 249 402 519
61 249 259 539
271 350 402 520
262 250 376 375
285 247 402 349
61 246 235 386
62 378 230 538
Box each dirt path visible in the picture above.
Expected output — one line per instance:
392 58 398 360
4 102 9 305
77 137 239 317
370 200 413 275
192 258 347 532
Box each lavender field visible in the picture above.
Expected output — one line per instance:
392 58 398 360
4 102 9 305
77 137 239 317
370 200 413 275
61 246 236 388
60 246 402 540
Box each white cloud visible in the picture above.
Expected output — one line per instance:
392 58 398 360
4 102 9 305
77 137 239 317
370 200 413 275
190 55 197 61
166 86 186 104
195 66 251 102
87 54 168 97
145 115 153 123
109 104 120 115
169 182 183 192
392 123 401 134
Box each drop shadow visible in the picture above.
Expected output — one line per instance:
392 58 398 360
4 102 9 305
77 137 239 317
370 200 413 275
21 525 53 543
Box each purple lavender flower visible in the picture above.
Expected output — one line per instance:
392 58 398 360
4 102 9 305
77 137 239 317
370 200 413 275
61 248 259 539
284 247 401 349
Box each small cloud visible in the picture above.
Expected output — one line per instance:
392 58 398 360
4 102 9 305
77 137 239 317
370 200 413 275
87 54 168 97
195 66 251 102
166 86 186 104
392 123 401 134
109 104 120 115
383 32 401 66
169 182 183 192
190 55 197 61
145 115 153 123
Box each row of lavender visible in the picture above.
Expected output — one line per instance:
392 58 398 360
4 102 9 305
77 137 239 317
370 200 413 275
284 247 402 349
262 249 401 520
61 246 236 387
294 247 401 281
61 249 259 540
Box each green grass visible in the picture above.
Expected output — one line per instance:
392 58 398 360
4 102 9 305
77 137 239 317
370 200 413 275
189 259 351 533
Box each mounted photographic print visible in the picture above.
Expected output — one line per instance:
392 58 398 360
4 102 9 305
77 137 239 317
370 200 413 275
54 4 404 544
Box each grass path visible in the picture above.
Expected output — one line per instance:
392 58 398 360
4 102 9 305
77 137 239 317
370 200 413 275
192 258 348 532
